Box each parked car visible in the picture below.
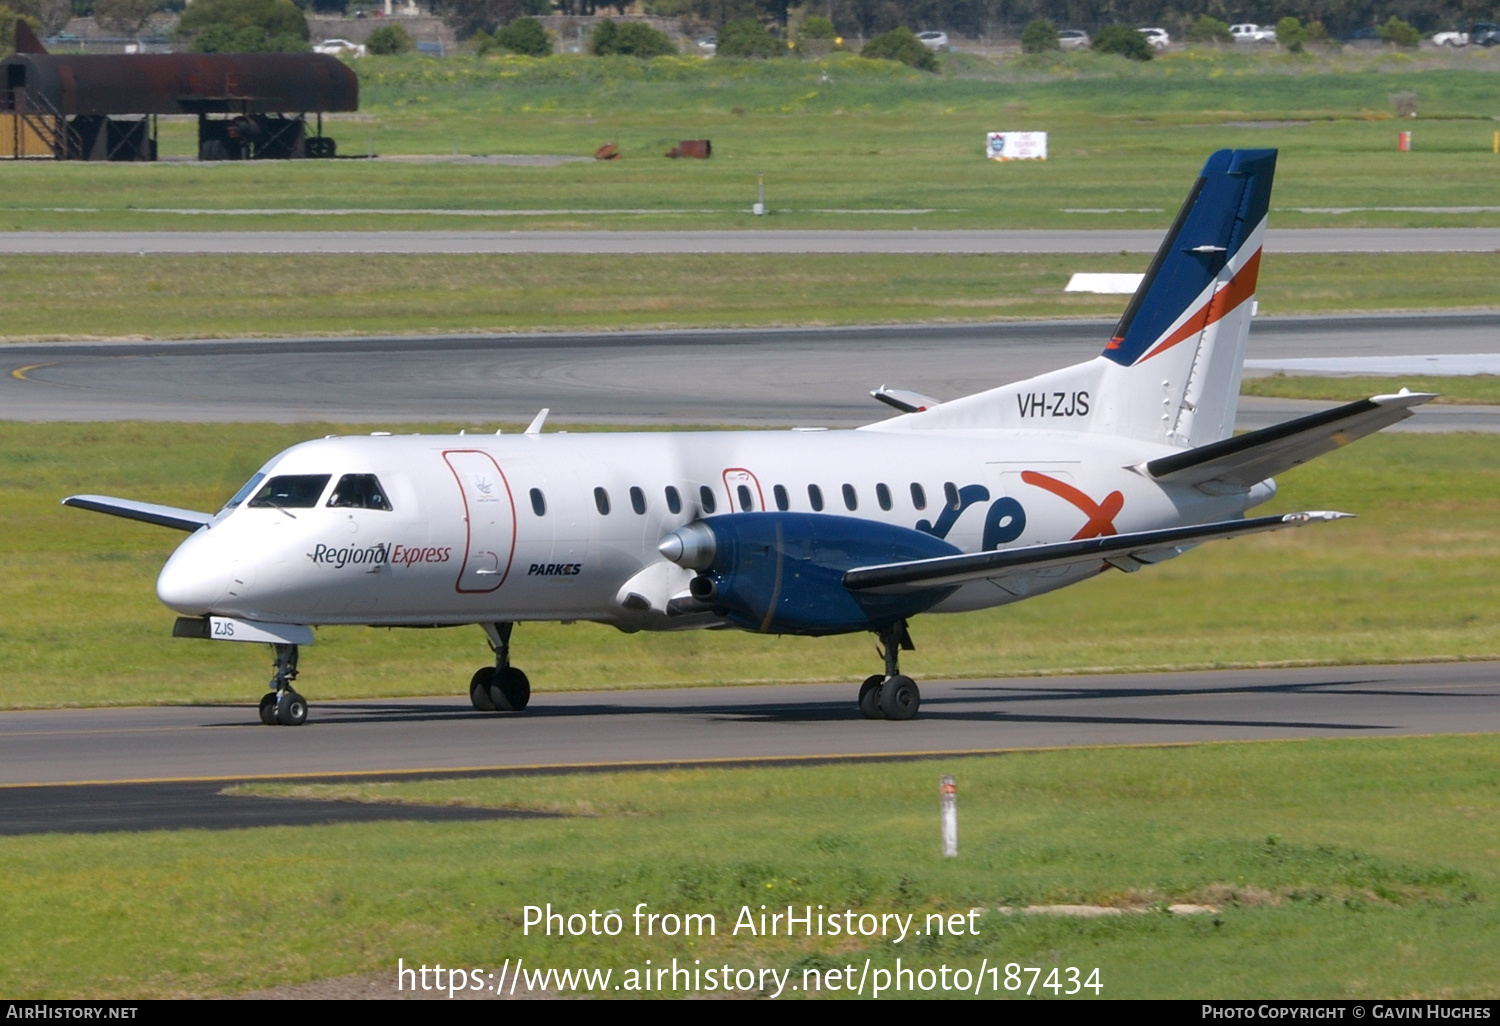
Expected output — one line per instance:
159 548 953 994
313 38 367 57
1471 22 1500 45
916 30 949 50
1137 26 1170 49
1058 28 1090 50
1431 29 1469 45
1229 23 1277 43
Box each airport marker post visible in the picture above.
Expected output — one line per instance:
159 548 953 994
940 775 958 857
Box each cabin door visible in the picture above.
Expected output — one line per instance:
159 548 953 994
443 450 517 594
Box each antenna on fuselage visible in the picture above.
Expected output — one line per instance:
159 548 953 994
525 408 550 435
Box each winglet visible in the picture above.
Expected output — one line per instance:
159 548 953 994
524 408 550 435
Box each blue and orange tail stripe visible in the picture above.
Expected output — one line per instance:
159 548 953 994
1103 149 1277 368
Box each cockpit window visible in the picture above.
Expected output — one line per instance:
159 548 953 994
327 473 393 511
247 474 331 509
222 472 266 511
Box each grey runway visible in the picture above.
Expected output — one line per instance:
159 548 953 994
2 662 1495 791
0 781 545 835
5 228 1500 254
5 313 1499 428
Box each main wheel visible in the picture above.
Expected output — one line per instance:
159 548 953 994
488 666 531 712
858 674 886 719
878 675 920 721
258 693 278 726
470 667 497 711
275 690 308 726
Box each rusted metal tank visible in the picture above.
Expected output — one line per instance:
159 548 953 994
2 22 356 160
1 51 357 117
666 139 711 159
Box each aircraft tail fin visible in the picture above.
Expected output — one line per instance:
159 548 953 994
863 149 1277 450
1093 148 1276 448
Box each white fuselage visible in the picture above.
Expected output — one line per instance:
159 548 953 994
156 426 1274 633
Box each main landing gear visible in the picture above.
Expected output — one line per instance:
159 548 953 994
258 643 308 726
470 622 531 713
858 619 920 721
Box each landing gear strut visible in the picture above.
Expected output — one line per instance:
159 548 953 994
471 622 531 713
859 619 920 721
259 643 308 726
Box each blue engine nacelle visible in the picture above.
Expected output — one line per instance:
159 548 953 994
659 513 961 635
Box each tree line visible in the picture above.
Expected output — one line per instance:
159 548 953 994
11 0 1494 49
423 0 1500 41
663 0 1500 37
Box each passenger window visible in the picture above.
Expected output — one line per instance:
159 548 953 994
737 484 753 512
773 484 789 511
910 483 927 510
327 473 392 511
699 485 717 514
248 474 330 509
630 486 646 515
842 484 858 511
530 488 546 516
594 487 611 515
944 481 960 510
665 486 682 515
223 472 266 511
808 484 824 511
876 483 892 511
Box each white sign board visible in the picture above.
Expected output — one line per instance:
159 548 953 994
987 132 1047 161
1065 273 1145 294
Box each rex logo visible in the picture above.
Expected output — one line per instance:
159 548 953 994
1021 471 1123 540
916 484 1027 551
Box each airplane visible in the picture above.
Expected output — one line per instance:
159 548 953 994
64 148 1432 725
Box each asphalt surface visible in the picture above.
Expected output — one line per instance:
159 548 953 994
0 781 547 835
6 313 1499 428
2 661 1495 791
6 228 1500 254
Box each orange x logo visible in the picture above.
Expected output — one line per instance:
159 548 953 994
1021 471 1123 540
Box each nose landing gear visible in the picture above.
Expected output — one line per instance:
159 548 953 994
259 643 308 726
470 622 531 713
859 619 921 721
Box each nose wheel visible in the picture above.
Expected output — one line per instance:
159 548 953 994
859 620 921 721
470 623 531 713
259 643 308 726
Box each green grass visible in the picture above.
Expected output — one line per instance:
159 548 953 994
0 251 1497 340
1 424 1497 709
1244 373 1500 404
3 735 1496 997
5 50 1500 232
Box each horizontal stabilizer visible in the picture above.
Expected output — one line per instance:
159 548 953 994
871 386 942 414
63 495 212 533
1143 390 1436 488
843 511 1349 594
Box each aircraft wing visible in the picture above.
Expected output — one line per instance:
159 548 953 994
1142 391 1436 489
62 495 213 532
842 511 1349 594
